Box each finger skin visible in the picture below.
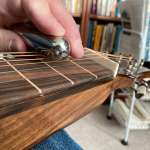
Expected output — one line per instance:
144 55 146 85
0 0 84 57
0 29 26 51
1 0 65 36
0 0 66 51
48 0 84 58
21 0 65 36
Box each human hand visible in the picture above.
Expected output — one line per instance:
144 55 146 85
0 0 84 58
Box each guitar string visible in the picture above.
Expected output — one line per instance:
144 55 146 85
0 54 131 63
0 48 133 59
0 53 131 68
0 63 97 85
0 50 133 78
0 55 130 74
0 51 37 54
0 64 74 85
1 49 132 67
0 51 132 85
0 66 48 75
0 55 100 78
0 56 101 84
85 48 133 59
0 55 129 68
0 47 132 62
3 58 43 95
0 59 98 85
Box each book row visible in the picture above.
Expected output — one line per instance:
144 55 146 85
62 0 82 15
91 0 123 17
87 21 123 53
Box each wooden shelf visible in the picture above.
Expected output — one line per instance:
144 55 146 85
90 14 121 23
72 13 82 18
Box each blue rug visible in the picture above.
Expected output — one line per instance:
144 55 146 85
32 130 83 150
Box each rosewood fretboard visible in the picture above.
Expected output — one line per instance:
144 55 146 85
0 49 115 119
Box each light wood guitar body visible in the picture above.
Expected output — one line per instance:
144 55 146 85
0 48 149 150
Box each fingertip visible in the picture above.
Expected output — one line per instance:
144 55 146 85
0 29 27 52
15 38 27 52
70 39 84 58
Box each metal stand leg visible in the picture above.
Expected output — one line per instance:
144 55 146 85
121 90 136 145
107 90 115 120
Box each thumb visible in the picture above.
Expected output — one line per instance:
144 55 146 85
0 29 26 52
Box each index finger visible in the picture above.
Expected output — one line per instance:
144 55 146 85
22 0 65 36
48 0 84 58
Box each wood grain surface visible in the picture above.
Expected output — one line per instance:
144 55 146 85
0 50 113 119
0 75 133 150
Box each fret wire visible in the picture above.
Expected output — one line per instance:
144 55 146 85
3 58 43 95
0 59 99 84
42 61 74 85
70 60 98 79
0 66 74 85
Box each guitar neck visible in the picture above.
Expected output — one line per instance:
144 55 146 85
0 48 119 119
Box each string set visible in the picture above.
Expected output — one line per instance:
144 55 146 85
0 48 134 95
0 49 133 66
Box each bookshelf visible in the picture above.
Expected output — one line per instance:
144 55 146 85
85 0 122 52
68 0 122 48
65 0 88 46
72 13 82 18
90 14 121 23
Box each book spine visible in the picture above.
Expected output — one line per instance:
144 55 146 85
115 0 122 17
111 0 118 17
112 25 123 53
77 0 82 14
106 0 113 16
101 0 107 16
93 25 102 51
87 21 121 53
87 21 94 48
92 21 98 48
145 17 150 61
91 0 97 14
